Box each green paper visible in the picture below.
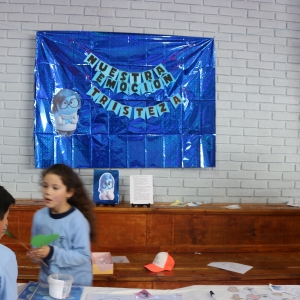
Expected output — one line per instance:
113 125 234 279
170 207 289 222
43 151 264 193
31 234 60 248
5 229 18 239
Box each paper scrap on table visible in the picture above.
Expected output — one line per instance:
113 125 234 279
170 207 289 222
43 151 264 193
269 284 300 296
208 262 253 274
224 205 241 209
86 293 182 300
112 256 130 263
286 200 300 207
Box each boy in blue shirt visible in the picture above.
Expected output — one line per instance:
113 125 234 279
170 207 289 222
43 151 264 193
0 186 18 300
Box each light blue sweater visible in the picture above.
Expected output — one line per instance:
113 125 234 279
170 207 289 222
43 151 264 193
31 207 92 286
0 244 18 300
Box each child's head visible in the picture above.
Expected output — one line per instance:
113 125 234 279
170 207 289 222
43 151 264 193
0 186 15 240
41 164 96 240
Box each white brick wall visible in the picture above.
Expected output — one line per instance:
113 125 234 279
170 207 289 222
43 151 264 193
0 0 299 204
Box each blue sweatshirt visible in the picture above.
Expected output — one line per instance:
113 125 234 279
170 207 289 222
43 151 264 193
31 207 92 286
0 244 18 300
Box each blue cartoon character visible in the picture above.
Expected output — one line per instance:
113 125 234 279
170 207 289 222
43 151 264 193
51 89 81 136
98 172 115 200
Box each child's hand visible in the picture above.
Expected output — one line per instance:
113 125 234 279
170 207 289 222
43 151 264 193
27 246 50 260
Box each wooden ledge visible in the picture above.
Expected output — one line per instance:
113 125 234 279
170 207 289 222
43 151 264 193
13 200 300 215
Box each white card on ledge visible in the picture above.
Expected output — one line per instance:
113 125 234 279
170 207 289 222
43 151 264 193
208 262 253 274
130 175 153 205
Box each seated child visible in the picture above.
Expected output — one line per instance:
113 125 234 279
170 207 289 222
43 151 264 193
0 186 18 300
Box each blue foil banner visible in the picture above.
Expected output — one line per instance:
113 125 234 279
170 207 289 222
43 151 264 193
34 31 216 168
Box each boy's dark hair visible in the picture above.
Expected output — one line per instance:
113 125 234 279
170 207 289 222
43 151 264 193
0 186 15 220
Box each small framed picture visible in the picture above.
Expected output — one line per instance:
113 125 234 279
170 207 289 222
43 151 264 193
93 170 119 206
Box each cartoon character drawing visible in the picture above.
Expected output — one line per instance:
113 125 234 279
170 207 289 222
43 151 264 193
98 172 115 200
51 89 81 136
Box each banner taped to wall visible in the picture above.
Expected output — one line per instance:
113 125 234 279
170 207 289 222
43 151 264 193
34 31 215 168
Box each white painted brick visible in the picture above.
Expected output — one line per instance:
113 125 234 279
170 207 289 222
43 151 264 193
287 23 300 31
255 190 281 197
69 15 99 25
288 55 300 64
232 1 259 10
269 181 294 189
259 120 285 129
285 155 300 163
204 15 231 25
230 153 258 162
231 136 256 145
244 128 271 137
276 28 299 39
259 70 285 78
248 43 274 53
232 34 259 44
257 137 284 146
203 0 230 7
161 20 189 30
272 112 299 121
227 188 253 197
154 178 182 187
200 170 227 179
286 121 300 129
0 128 18 137
287 39 300 47
241 180 267 189
218 57 246 67
287 88 300 96
71 0 101 6
248 60 274 70
24 5 53 14
241 163 268 171
258 154 285 163
219 144 244 153
232 85 259 93
184 179 212 188
190 5 218 15
52 24 82 30
245 145 270 154
261 53 287 63
190 23 218 33
275 45 299 56
197 187 227 197
260 86 286 95
247 27 274 39
217 127 243 136
260 3 286 12
168 188 196 196
232 51 259 61
0 4 22 13
232 102 260 111
261 103 286 112
161 3 189 12
219 8 247 17
175 13 203 22
171 169 199 178
218 75 245 84
247 77 273 86
0 146 19 155
287 71 300 80
130 19 159 28
218 92 246 101
248 10 275 20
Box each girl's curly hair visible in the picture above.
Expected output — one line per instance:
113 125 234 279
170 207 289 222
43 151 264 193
41 164 96 241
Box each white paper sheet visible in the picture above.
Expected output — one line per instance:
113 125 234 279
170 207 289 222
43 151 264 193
130 175 153 204
207 262 253 274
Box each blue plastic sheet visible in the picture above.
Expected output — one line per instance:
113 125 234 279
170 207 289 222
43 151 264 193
34 31 215 168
